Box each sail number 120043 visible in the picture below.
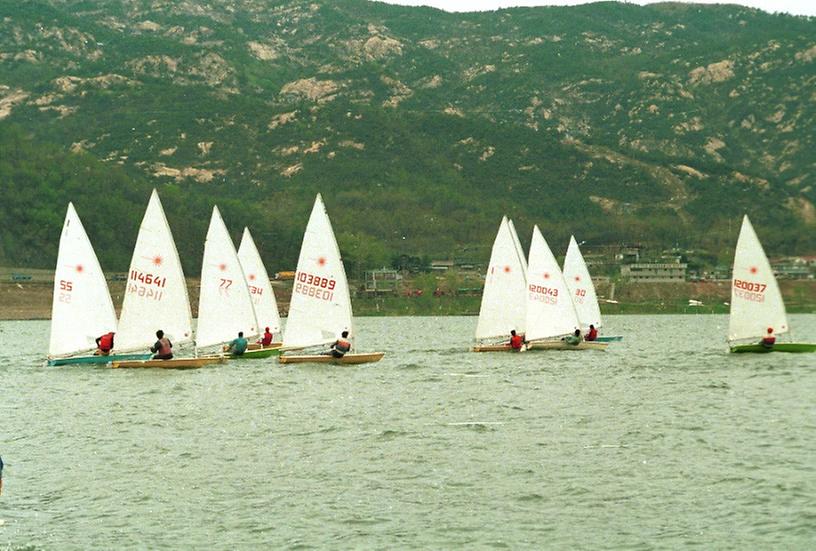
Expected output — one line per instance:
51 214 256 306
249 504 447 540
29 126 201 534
295 271 336 301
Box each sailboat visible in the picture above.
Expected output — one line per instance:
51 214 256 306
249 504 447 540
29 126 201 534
562 236 622 343
111 190 223 368
728 215 816 353
196 208 273 359
47 204 151 366
507 218 528 278
237 227 282 352
279 194 384 365
473 216 528 352
525 226 607 351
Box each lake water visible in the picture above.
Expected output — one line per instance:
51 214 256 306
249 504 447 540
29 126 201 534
1 315 815 549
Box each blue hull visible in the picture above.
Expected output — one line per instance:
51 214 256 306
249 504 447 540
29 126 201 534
48 353 152 366
595 335 623 343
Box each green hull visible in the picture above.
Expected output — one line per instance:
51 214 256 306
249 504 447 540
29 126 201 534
595 335 623 343
48 353 152 366
730 343 816 354
232 348 280 359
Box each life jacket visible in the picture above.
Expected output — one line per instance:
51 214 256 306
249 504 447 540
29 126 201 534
761 336 775 346
335 338 351 353
586 328 598 341
158 337 172 356
510 335 523 350
262 332 273 346
99 332 114 351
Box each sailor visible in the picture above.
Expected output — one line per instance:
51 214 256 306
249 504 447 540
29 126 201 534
150 330 173 360
330 331 352 358
260 327 274 347
586 324 599 341
228 331 249 356
564 328 583 346
95 331 115 356
0 454 4 495
509 329 524 351
760 327 776 348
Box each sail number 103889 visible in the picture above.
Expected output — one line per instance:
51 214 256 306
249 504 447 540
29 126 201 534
295 271 336 301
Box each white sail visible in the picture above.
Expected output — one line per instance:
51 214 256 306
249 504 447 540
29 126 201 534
525 225 580 341
507 218 528 278
728 215 788 342
48 203 117 357
282 194 352 349
475 217 527 340
237 227 281 335
196 207 260 348
563 236 603 331
116 190 193 351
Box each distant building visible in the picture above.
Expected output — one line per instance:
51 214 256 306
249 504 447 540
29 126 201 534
772 263 812 279
364 268 401 294
615 245 642 264
621 261 687 282
430 260 455 272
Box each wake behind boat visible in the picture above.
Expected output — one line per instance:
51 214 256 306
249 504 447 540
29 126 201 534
278 194 384 365
728 215 815 354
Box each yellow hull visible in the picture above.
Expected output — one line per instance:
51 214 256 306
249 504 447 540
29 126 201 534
278 352 385 365
473 344 518 352
527 341 608 351
247 342 282 351
110 356 226 369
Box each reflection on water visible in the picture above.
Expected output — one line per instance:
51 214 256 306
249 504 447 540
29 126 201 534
1 315 815 548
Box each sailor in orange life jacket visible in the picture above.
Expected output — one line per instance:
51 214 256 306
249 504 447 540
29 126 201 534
329 331 352 358
95 331 115 356
259 327 274 347
585 324 599 342
509 329 525 351
761 327 776 348
150 330 173 360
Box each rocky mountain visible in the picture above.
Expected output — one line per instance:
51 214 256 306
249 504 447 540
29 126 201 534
1 0 814 272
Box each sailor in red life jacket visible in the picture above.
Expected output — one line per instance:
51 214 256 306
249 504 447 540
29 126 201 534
585 324 599 342
329 331 352 358
509 329 525 351
260 327 274 347
761 327 776 348
150 329 173 360
95 332 115 356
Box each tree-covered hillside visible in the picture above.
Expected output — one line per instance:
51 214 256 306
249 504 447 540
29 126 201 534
0 0 814 274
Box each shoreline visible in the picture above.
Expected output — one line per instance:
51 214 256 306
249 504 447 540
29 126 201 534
2 279 814 320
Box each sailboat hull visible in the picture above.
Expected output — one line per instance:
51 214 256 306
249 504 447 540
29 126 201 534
110 356 226 369
247 342 282 351
231 347 280 359
48 353 152 366
527 341 608 351
730 343 816 354
473 344 517 352
595 335 623 343
279 352 385 365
